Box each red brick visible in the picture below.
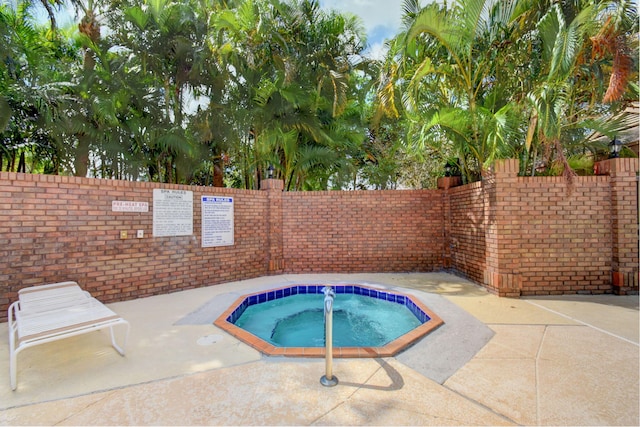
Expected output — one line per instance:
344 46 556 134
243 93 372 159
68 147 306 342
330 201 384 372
1 159 638 321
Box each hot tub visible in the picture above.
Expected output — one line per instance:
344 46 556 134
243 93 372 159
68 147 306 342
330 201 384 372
214 284 444 358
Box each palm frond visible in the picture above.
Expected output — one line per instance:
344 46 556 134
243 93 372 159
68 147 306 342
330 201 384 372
581 110 640 143
253 78 278 107
295 144 337 172
156 130 194 156
461 0 489 39
401 0 423 29
406 107 471 154
538 5 563 65
407 3 458 62
407 56 434 99
124 6 149 30
527 82 569 141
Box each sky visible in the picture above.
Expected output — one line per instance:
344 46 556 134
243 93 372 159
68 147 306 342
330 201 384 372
319 0 406 59
23 0 406 59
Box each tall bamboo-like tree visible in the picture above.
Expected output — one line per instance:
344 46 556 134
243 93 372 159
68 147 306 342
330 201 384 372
21 0 110 176
380 0 637 181
212 0 369 190
0 3 80 174
521 0 637 176
378 0 525 182
106 0 212 183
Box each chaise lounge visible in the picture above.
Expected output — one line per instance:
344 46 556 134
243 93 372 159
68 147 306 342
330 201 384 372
8 281 130 390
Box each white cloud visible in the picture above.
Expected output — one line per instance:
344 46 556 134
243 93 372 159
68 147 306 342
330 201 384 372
319 0 404 46
367 41 389 61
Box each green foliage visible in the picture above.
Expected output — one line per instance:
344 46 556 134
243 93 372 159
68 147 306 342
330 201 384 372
1 0 637 187
379 0 638 182
0 0 379 187
0 4 81 174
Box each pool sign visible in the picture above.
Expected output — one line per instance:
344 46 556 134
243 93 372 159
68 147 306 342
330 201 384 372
201 196 234 247
112 200 149 212
152 189 193 237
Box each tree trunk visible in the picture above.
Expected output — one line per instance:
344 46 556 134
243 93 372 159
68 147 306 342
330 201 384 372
213 161 224 187
74 134 90 177
75 9 100 178
17 151 25 173
8 151 15 171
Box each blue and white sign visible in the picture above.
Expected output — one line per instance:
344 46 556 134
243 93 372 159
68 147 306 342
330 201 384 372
201 196 234 247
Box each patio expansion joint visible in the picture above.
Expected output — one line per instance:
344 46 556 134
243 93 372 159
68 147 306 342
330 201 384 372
307 363 377 425
60 391 116 425
534 325 549 426
440 382 519 426
309 399 348 425
309 358 403 424
524 300 640 347
19 389 118 425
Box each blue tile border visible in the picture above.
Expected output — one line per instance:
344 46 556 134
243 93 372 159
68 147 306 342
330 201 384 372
227 285 432 325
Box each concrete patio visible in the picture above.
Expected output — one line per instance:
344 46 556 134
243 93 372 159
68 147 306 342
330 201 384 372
1 272 638 425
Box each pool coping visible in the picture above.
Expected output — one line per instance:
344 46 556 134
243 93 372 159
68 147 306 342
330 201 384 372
213 284 444 358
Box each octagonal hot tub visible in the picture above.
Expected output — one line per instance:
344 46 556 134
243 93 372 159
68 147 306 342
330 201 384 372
214 284 444 358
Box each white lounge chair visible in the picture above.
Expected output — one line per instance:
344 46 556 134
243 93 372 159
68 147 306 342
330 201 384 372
8 281 130 390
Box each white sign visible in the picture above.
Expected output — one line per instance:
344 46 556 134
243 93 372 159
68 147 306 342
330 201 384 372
112 200 149 212
153 189 193 237
201 196 234 247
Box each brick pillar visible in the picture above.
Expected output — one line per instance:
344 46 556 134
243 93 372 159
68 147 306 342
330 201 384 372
595 158 639 295
482 159 523 297
440 189 452 269
437 176 462 190
437 177 462 268
261 178 285 274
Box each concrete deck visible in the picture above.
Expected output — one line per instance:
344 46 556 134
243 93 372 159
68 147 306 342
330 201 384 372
1 273 638 426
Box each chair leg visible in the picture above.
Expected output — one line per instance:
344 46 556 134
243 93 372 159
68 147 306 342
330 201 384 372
8 303 19 390
10 355 17 391
109 321 130 356
9 334 17 391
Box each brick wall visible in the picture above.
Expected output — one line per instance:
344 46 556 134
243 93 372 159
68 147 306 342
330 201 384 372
0 173 268 321
262 179 285 273
1 157 638 321
0 174 446 321
446 158 638 297
281 190 444 272
514 176 612 295
598 158 640 293
448 181 486 285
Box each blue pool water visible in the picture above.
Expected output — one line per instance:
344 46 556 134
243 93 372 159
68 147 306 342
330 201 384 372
234 292 424 347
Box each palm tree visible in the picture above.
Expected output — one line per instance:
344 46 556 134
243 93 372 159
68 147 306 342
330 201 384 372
13 0 107 176
212 0 369 190
0 3 80 174
381 0 525 182
106 0 212 183
381 0 637 181
523 0 637 176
